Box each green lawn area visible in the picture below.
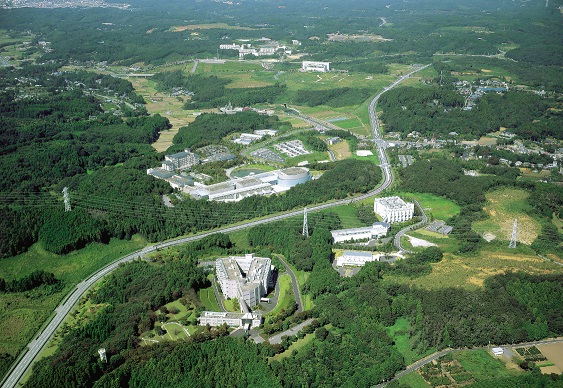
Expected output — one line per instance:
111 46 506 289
223 298 240 312
392 191 461 221
454 349 522 381
269 333 316 362
321 204 364 229
350 151 381 165
267 274 293 317
0 237 146 359
165 299 195 321
198 287 221 311
397 371 431 388
388 318 434 365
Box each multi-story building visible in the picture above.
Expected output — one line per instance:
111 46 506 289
215 254 273 308
373 196 414 223
164 149 200 170
302 61 330 72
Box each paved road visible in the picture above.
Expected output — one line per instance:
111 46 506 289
268 319 315 345
374 337 563 387
1 64 431 388
273 255 303 313
393 199 429 253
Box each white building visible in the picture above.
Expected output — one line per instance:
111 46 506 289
187 167 312 202
215 254 273 308
302 61 330 72
198 311 262 330
164 149 200 170
336 250 376 267
331 222 390 243
374 196 414 223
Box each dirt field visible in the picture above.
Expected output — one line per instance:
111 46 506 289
129 77 198 152
537 343 563 374
330 141 351 160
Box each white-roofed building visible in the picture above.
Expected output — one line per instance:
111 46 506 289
198 311 263 329
331 222 390 243
215 254 273 308
374 196 414 223
302 61 330 72
336 250 376 267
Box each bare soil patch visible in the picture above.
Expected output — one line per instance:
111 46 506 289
537 343 563 372
330 141 351 160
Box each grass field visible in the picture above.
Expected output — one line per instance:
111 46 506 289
320 204 364 229
388 318 435 365
455 349 522 381
397 371 431 387
0 237 146 359
267 274 293 317
472 188 541 245
198 287 221 311
269 333 315 362
129 77 196 152
384 250 563 290
329 140 352 160
392 191 461 221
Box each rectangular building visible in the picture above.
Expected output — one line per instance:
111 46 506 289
374 196 414 223
302 61 331 72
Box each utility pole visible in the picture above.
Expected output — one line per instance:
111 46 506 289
62 187 71 212
509 218 517 249
302 207 309 238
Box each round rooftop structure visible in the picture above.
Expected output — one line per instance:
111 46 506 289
277 167 311 188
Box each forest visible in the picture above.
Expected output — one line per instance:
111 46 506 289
378 87 561 140
20 228 563 387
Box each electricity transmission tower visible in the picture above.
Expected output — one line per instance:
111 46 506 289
509 218 517 249
62 187 71 212
302 207 309 238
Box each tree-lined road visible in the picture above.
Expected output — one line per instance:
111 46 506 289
2 64 430 388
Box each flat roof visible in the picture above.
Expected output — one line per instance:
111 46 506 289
342 250 373 258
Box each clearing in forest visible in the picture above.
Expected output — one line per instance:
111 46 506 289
129 77 197 152
472 188 541 245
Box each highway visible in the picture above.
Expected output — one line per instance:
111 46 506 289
1 64 430 388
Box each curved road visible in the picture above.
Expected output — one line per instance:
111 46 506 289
273 255 303 313
394 199 429 253
2 64 430 388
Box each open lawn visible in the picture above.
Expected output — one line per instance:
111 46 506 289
472 188 541 245
393 191 461 221
269 333 315 362
454 349 523 381
320 204 364 229
384 250 563 290
198 287 221 311
0 237 146 360
397 371 431 388
267 274 293 317
388 318 435 364
329 140 351 160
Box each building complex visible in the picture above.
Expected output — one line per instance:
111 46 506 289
198 254 273 330
302 61 331 72
331 222 390 244
373 196 414 223
188 167 312 202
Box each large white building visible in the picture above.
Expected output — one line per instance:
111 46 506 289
215 254 273 308
331 222 390 243
302 61 331 72
336 250 376 267
373 196 414 223
188 167 312 202
198 311 263 330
